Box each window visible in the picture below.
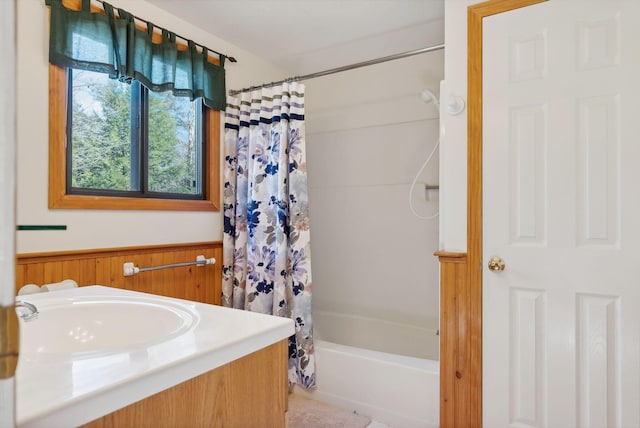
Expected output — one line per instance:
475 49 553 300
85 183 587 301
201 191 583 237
68 69 204 200
49 64 220 211
46 0 222 211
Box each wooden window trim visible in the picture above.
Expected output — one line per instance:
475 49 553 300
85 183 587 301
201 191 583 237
48 64 220 211
48 0 221 211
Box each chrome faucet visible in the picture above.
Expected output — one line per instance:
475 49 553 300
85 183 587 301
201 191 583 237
15 300 39 321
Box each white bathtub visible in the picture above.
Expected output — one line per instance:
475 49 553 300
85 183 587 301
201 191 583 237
313 309 439 360
296 311 439 428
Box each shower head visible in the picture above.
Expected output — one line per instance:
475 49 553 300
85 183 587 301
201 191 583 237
420 89 440 107
421 89 466 115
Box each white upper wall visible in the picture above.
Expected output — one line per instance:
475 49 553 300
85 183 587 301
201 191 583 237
16 0 290 253
439 0 481 252
18 0 464 254
1 0 17 309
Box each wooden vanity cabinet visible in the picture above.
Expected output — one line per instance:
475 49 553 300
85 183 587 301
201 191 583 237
83 340 288 428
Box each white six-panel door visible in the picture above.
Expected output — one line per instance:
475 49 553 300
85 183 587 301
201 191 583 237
483 1 640 427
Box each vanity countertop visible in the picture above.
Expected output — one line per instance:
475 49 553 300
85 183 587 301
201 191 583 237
15 286 294 428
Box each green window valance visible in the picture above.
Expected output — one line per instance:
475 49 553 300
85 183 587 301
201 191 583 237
45 0 226 110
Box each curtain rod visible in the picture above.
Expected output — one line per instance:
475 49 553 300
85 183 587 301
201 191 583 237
92 0 237 63
229 43 444 95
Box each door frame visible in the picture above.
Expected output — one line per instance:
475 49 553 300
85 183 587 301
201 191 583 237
460 0 548 426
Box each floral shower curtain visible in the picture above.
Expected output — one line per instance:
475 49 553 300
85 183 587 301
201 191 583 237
222 83 315 388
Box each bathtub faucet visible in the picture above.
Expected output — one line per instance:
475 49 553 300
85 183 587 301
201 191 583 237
15 300 39 322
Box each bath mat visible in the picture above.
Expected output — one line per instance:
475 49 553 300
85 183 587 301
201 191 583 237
287 394 371 428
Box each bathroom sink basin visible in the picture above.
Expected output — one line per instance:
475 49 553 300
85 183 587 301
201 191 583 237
19 295 197 357
15 285 295 428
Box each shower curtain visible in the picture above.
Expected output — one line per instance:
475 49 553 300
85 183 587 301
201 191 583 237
222 83 315 388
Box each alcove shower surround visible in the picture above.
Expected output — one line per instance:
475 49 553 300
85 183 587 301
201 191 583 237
297 47 443 428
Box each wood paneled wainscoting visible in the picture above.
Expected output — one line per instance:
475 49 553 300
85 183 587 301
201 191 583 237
15 242 223 305
436 251 472 428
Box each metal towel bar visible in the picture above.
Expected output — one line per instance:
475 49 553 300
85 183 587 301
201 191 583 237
123 255 216 277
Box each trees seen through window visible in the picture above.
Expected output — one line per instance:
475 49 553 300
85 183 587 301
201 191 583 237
69 69 203 199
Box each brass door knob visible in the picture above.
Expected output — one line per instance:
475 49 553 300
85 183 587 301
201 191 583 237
488 256 506 272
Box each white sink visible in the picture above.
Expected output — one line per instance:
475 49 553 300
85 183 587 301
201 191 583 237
19 295 197 357
16 286 295 428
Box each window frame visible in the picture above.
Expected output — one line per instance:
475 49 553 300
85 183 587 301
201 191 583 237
49 64 220 211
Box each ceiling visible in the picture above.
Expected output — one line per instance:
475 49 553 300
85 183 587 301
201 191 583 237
145 0 445 75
